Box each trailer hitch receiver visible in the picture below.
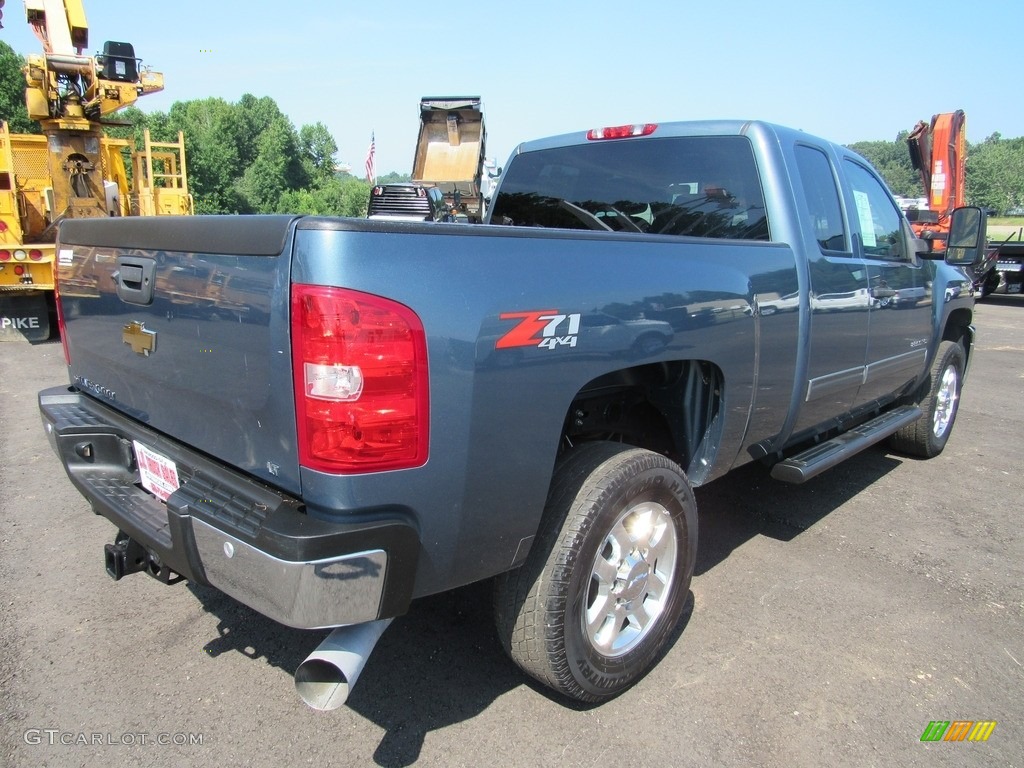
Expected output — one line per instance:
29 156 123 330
104 532 183 584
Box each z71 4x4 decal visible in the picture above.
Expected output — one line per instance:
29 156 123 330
496 310 582 350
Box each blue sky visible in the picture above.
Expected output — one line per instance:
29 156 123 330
2 0 1019 176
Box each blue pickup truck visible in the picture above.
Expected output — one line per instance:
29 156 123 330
38 120 986 709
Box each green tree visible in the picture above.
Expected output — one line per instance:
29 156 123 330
236 94 286 169
236 115 309 213
277 176 371 217
148 94 334 214
376 171 411 184
167 98 245 214
968 138 1024 214
299 122 339 183
100 105 149 142
0 41 38 133
337 177 373 216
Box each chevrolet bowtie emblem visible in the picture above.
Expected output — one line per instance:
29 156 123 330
123 321 157 356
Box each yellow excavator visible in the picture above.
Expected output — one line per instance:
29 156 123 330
0 0 192 340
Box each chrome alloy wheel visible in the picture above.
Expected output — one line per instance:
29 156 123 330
583 500 679 657
932 364 959 438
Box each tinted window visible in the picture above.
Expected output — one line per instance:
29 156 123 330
843 160 904 260
794 145 846 251
491 136 769 241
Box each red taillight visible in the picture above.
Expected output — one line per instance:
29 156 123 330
587 123 658 140
13 265 24 276
291 284 429 474
29 249 43 261
0 250 10 261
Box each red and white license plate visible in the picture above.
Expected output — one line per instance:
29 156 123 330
133 440 180 502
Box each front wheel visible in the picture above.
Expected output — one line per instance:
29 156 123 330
889 340 965 458
494 442 697 703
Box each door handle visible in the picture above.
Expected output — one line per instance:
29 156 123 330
115 256 156 305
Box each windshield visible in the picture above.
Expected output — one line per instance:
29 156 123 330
491 136 769 241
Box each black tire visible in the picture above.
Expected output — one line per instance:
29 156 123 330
494 441 697 703
889 340 965 458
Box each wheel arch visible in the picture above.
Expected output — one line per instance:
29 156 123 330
942 306 974 370
558 359 725 486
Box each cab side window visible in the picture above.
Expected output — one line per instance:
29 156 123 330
794 145 846 252
843 160 904 260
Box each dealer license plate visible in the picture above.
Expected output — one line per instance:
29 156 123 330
133 441 181 502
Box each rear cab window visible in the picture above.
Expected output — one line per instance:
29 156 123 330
490 136 770 241
794 144 848 252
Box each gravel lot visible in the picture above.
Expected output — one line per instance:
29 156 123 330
2 297 1022 768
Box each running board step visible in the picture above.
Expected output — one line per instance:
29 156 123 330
770 405 923 484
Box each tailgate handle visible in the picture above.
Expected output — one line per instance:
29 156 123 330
115 257 156 305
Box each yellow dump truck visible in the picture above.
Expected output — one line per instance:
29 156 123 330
411 97 488 222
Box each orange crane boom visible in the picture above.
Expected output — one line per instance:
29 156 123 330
905 110 967 252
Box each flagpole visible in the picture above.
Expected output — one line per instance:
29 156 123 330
365 132 376 185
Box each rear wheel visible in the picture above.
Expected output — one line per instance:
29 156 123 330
494 441 697 702
889 340 965 458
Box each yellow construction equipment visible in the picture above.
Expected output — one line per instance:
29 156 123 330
0 0 192 340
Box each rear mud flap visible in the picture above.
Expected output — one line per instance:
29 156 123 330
0 292 51 342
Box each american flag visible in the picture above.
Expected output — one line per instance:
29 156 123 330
365 133 376 183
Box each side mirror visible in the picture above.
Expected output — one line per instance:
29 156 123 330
945 206 988 267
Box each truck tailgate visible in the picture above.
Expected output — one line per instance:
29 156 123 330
55 215 302 494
